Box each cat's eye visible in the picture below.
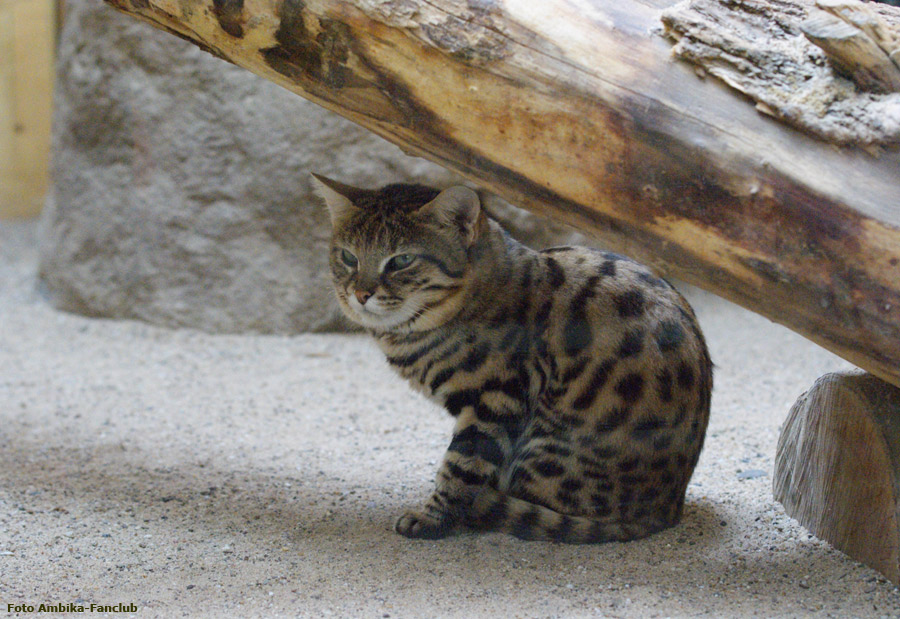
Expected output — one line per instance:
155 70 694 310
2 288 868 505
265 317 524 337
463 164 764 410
340 249 358 268
385 254 416 272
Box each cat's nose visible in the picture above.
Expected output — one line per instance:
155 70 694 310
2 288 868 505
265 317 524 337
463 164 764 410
355 290 373 305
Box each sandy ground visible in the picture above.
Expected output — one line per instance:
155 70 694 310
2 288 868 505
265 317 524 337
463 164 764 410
1 218 898 618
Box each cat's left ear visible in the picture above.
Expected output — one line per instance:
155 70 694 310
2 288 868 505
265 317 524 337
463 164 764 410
311 173 364 227
418 186 482 246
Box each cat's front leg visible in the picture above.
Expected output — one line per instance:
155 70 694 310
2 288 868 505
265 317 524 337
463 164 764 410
395 419 508 539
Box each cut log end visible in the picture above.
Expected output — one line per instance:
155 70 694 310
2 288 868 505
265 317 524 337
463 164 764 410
774 371 900 585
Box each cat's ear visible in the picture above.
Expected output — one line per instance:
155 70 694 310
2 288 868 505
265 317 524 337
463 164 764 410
311 173 365 227
418 186 482 245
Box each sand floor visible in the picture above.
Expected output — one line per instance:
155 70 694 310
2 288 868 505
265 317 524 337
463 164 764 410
1 219 898 617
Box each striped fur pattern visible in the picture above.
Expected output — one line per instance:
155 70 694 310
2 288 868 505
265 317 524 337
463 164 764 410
314 174 712 543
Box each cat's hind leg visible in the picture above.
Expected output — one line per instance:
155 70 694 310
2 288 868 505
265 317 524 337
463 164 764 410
470 435 681 543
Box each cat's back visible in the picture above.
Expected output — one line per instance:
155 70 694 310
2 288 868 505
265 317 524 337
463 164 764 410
534 246 711 404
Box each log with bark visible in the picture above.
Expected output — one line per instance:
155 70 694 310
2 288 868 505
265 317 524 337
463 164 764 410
101 0 900 391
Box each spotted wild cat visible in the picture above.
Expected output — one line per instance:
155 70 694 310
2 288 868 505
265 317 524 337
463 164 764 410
313 174 712 543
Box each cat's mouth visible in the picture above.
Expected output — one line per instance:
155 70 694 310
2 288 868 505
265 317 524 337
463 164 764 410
346 296 418 331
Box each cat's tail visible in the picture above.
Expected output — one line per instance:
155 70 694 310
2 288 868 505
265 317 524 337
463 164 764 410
467 487 673 544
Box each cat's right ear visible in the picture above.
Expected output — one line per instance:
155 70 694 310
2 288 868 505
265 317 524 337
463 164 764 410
418 185 482 246
311 173 363 227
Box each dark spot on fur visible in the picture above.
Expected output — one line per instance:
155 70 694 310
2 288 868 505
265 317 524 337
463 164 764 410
498 325 522 351
656 320 685 352
448 425 505 467
446 461 487 486
550 515 575 542
677 362 695 389
564 276 599 355
479 495 508 528
591 445 619 459
615 373 645 403
632 416 666 440
520 259 533 289
572 359 616 410
595 406 629 433
474 402 507 424
617 328 644 358
617 458 640 472
652 435 673 451
443 389 479 416
590 494 612 517
563 320 592 357
586 520 610 542
534 459 566 477
460 341 491 372
430 366 457 392
560 478 584 493
582 468 607 481
386 336 442 367
555 490 580 508
615 290 646 318
542 444 573 458
657 369 674 403
670 405 687 428
561 357 589 384
512 507 541 539
545 257 566 288
535 300 553 333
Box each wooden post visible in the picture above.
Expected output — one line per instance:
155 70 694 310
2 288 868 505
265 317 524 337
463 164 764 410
0 0 56 219
774 372 900 585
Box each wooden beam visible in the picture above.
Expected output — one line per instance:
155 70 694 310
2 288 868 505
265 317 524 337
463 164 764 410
774 371 900 585
101 0 900 387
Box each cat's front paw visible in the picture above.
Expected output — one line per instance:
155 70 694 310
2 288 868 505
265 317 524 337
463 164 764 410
394 510 453 540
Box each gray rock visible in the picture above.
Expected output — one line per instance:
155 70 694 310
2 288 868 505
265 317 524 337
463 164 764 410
39 0 589 334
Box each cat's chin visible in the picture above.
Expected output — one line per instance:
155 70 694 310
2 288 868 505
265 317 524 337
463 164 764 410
342 305 416 332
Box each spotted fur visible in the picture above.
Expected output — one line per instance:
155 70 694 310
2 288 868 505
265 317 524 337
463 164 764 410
314 174 712 543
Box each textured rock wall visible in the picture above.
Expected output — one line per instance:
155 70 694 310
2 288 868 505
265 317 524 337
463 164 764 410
39 0 588 334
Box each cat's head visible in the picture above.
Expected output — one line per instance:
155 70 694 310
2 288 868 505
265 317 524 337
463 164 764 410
312 174 485 332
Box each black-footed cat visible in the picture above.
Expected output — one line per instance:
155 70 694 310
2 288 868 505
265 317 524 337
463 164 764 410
313 174 712 543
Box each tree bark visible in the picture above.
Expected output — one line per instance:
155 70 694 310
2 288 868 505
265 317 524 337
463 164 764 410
101 0 900 388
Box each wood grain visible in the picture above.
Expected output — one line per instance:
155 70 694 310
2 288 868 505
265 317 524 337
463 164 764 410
775 371 900 585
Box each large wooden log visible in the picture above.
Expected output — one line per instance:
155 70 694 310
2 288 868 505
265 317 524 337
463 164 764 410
102 0 900 387
774 371 900 585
